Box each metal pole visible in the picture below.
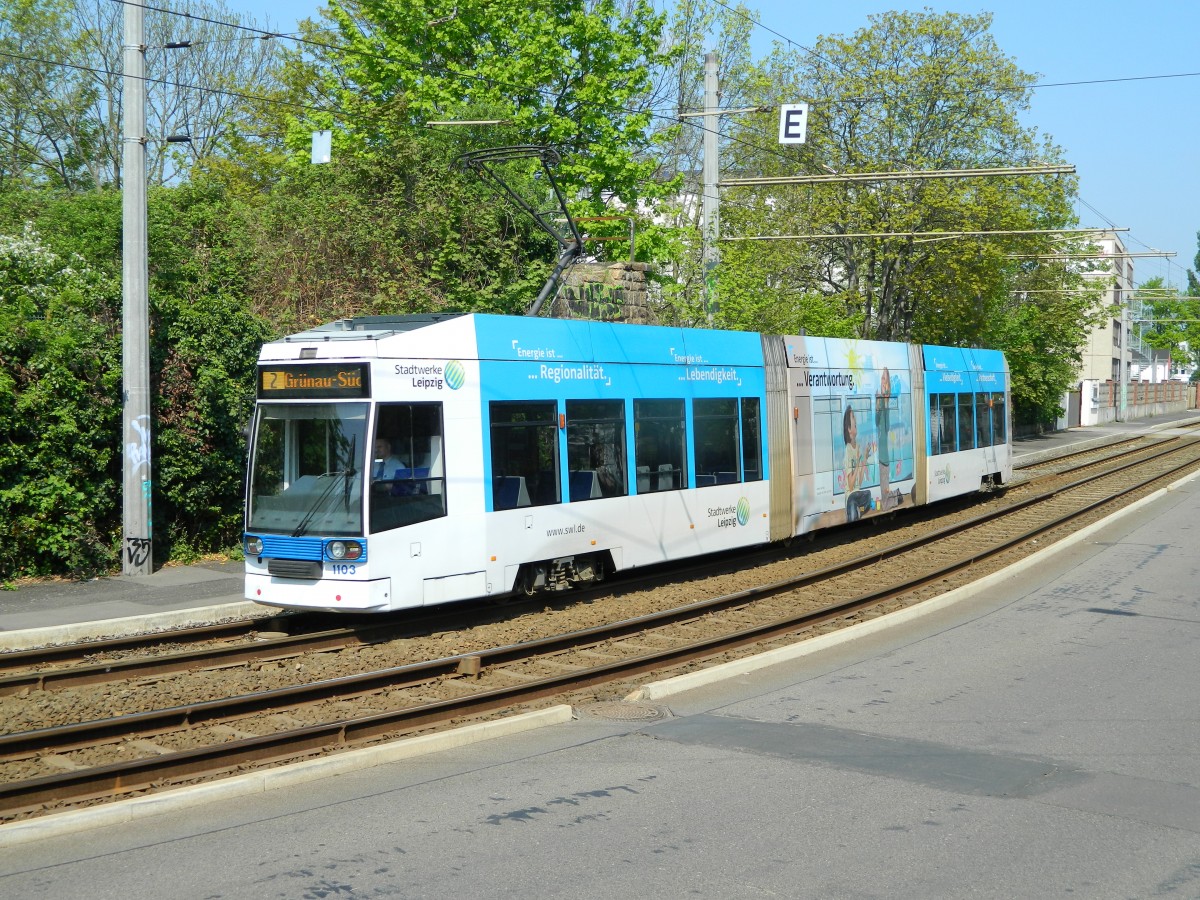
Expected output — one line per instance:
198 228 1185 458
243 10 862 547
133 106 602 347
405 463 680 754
122 2 152 575
1119 298 1130 421
701 52 719 324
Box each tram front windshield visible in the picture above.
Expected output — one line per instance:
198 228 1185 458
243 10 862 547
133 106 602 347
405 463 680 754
248 403 369 536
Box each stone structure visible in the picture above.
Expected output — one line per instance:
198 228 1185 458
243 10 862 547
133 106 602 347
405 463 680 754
551 262 654 325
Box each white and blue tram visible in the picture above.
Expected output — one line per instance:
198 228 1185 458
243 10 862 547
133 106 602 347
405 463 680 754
243 314 1010 612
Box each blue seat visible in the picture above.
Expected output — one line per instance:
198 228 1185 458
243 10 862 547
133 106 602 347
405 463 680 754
389 467 419 497
494 476 529 509
534 471 559 505
569 470 600 501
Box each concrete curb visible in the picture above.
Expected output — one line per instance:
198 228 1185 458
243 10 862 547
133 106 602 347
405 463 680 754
1013 433 1128 468
1 602 272 651
0 704 575 848
626 464 1200 703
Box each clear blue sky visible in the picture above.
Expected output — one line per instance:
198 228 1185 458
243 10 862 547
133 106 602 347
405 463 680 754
233 0 1199 289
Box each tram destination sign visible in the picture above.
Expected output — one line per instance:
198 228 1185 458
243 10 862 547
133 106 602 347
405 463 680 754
258 362 371 399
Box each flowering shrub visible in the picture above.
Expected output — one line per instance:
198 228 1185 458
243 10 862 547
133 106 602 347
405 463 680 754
0 225 122 576
0 217 272 579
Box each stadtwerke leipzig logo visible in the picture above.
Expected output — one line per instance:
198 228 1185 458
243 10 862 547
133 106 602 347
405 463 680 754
736 497 750 526
444 360 466 390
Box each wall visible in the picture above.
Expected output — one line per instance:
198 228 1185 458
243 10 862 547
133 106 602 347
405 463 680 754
1078 379 1195 426
551 263 654 324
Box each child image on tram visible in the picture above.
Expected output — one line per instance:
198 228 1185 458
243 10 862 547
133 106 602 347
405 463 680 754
876 366 905 511
842 404 876 522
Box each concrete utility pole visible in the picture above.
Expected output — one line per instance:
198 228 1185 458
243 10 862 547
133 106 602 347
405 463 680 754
702 52 720 323
122 2 152 575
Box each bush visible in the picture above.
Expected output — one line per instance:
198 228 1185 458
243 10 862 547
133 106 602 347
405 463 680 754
0 225 123 577
0 186 275 580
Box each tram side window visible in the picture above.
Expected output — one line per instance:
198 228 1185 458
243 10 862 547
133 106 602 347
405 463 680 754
929 393 958 455
634 399 687 492
370 402 447 533
992 392 1007 445
957 394 975 451
975 393 992 447
741 397 763 482
489 401 560 510
567 400 627 501
694 398 740 487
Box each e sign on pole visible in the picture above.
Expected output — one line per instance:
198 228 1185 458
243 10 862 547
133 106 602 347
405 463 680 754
778 103 809 145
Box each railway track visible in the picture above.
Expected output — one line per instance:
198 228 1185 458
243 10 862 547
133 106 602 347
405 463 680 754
2 433 1199 821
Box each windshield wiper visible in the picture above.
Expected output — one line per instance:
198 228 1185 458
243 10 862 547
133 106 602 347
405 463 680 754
291 472 344 537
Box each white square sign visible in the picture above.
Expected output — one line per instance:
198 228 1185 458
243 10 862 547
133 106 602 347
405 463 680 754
778 103 809 145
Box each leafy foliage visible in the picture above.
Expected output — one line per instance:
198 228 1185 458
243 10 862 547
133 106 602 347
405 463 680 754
708 10 1095 422
722 11 1082 345
240 150 557 329
0 225 122 576
1134 276 1200 375
0 187 274 579
314 0 675 207
0 0 283 190
146 184 274 559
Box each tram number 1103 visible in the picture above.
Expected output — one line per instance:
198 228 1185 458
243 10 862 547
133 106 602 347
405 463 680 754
329 564 357 575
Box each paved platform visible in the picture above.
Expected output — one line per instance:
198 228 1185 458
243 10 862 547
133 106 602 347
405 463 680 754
2 409 1198 648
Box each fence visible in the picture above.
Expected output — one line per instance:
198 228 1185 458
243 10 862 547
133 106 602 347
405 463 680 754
1075 379 1197 427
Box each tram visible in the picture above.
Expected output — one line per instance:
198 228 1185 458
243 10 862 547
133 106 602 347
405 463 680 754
243 314 1010 612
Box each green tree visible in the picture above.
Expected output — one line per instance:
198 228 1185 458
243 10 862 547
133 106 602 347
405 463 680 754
145 180 274 558
0 183 276 577
1132 276 1200 376
0 0 100 190
700 10 1099 422
311 0 674 207
985 255 1109 424
237 150 556 327
720 11 1082 348
0 0 284 191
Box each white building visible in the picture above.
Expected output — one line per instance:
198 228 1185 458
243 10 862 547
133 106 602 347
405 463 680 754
1077 231 1134 384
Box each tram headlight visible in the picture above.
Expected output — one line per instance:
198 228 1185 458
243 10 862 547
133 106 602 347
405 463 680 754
326 540 363 561
245 536 263 556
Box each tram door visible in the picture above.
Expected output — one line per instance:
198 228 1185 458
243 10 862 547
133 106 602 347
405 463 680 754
977 392 999 475
791 392 815 534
